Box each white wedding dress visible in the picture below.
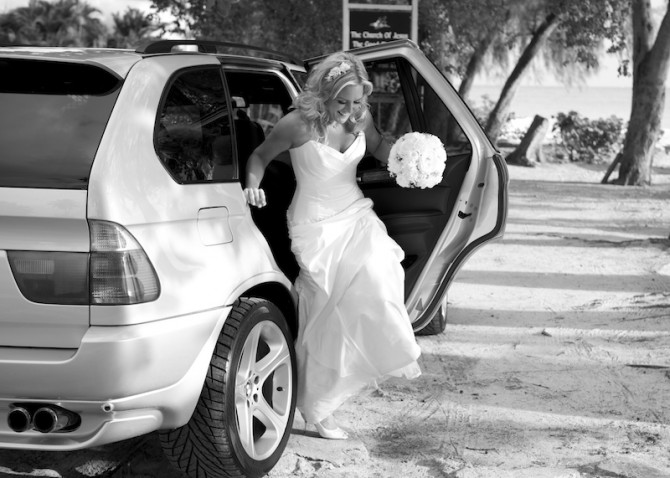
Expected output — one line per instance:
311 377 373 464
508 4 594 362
288 131 421 424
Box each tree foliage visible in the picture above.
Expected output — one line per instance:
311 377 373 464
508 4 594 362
419 0 515 85
553 111 624 163
110 7 164 48
0 0 106 46
420 0 630 143
542 0 629 76
485 0 630 142
149 0 340 58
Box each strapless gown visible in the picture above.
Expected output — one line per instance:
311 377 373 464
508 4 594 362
288 131 421 424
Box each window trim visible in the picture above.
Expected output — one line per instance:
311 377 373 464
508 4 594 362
394 57 427 132
221 66 298 183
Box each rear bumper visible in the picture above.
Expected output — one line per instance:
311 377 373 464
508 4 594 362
0 306 230 450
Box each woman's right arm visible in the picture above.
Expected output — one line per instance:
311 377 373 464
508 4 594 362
244 115 298 208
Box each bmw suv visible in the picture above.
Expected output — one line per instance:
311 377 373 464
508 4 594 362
0 39 507 477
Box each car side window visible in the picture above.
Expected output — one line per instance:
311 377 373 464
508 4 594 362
155 67 234 183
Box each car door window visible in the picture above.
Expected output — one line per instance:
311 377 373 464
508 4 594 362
365 58 472 157
367 60 411 141
155 67 234 183
411 63 472 154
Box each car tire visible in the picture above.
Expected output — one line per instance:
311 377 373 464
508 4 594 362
415 296 447 336
160 297 297 478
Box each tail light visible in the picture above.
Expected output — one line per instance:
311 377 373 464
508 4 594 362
7 220 160 305
88 220 160 304
7 251 89 305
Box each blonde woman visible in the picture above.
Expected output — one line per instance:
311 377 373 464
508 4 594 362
244 51 421 440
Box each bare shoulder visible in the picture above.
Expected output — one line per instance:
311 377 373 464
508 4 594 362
272 110 312 148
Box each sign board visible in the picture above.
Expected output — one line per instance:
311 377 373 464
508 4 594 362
349 10 411 48
343 1 418 50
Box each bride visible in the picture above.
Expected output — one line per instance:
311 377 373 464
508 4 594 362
244 51 421 440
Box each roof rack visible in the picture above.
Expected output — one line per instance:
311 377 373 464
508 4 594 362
135 40 299 64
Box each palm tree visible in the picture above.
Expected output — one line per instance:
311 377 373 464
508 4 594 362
62 0 107 46
111 7 164 49
0 0 49 45
0 0 106 47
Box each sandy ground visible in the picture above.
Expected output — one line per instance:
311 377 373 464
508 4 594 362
1 154 669 478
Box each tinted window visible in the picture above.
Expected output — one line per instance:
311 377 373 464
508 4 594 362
156 67 233 183
0 59 121 189
411 64 473 154
366 59 472 153
367 60 412 140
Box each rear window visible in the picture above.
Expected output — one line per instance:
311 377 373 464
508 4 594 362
0 59 122 189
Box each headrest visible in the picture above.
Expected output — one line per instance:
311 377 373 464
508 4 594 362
232 96 247 108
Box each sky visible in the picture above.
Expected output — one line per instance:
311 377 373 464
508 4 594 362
0 0 634 88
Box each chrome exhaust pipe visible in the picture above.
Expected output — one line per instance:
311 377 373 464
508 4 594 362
7 407 32 433
33 406 76 433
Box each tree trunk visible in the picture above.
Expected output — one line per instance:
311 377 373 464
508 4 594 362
447 34 496 142
457 43 487 103
505 115 549 167
616 0 670 186
616 78 664 184
601 152 622 184
485 13 561 143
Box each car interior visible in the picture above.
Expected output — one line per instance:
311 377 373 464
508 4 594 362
225 71 300 279
224 58 473 297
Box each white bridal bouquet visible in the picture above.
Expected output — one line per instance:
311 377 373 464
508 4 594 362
387 132 447 188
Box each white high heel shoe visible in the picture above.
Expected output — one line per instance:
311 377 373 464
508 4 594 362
314 416 348 440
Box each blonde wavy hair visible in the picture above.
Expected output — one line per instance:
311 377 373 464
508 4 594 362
293 51 373 141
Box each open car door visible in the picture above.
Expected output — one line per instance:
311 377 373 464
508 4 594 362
310 40 508 335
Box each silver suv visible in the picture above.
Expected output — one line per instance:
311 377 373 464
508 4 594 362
0 39 507 477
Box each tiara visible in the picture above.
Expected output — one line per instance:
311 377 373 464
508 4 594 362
325 61 352 82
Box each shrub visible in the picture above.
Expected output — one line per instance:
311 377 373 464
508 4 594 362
470 94 497 128
470 94 518 143
552 111 625 163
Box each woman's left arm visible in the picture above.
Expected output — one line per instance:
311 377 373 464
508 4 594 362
362 114 392 164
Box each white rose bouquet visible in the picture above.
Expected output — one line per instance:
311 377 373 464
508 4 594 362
387 132 447 188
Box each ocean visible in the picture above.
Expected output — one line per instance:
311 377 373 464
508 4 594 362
469 85 670 130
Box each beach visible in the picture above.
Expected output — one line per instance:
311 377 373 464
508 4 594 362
2 140 669 478
470 85 670 146
470 85 645 122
